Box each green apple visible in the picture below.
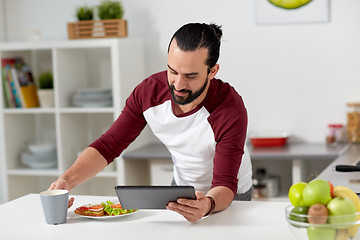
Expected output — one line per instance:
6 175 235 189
302 179 332 206
327 197 357 228
307 227 336 240
288 182 307 207
289 206 309 223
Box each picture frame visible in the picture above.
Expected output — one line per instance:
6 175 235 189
254 0 330 25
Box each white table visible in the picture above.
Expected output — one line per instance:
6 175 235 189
0 194 295 240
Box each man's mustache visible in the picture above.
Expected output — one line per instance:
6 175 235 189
170 85 191 94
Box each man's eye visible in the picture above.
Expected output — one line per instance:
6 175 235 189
187 75 196 79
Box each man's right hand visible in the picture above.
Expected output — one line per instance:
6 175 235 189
47 147 108 209
48 178 74 208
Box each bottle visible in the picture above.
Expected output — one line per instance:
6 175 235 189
347 102 360 143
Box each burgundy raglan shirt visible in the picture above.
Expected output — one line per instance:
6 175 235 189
89 71 252 195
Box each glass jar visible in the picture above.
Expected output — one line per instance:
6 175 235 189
252 168 267 199
326 123 344 146
347 102 360 143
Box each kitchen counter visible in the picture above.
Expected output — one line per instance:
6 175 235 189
122 142 350 185
0 194 294 240
123 142 347 160
249 143 349 185
248 143 347 160
318 143 360 193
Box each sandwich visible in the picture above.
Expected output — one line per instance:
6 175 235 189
74 204 105 217
74 201 137 217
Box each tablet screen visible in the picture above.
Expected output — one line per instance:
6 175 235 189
115 186 196 209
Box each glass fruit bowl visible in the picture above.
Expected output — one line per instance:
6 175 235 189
285 205 360 240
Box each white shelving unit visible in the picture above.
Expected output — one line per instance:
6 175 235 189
0 38 148 202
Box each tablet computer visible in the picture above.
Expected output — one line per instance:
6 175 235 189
115 186 196 209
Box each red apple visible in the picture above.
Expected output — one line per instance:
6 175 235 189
328 181 334 197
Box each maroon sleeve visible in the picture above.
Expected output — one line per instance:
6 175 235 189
89 85 147 164
207 85 248 196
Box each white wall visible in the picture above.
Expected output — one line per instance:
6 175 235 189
3 0 360 143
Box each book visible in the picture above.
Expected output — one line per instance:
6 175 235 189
10 67 25 107
6 62 22 108
1 57 40 108
1 59 16 108
1 63 12 108
19 62 39 107
20 85 39 108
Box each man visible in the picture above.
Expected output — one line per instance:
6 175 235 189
49 23 252 223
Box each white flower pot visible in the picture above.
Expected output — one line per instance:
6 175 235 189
37 89 54 108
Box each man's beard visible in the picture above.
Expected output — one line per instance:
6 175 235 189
169 77 208 105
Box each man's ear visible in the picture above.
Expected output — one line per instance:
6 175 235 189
208 64 220 79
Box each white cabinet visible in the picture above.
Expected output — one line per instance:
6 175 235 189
0 39 147 202
150 159 174 185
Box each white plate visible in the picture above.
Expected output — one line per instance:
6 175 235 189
75 210 138 220
76 88 112 95
28 142 56 154
72 100 113 108
22 159 57 169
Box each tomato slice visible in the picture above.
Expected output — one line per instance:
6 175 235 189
76 206 90 211
76 204 103 212
111 203 122 209
89 204 104 211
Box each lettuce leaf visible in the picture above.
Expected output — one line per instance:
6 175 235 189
100 200 137 216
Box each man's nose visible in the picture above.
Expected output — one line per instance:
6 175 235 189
173 75 187 91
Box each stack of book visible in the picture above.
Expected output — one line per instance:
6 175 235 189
1 58 40 108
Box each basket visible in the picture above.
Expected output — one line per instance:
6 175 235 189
67 19 127 39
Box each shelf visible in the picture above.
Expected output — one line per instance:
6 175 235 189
59 107 114 113
3 107 115 114
0 38 138 51
7 168 117 178
0 39 146 201
3 108 56 114
7 168 59 176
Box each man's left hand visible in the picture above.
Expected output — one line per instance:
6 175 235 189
166 191 211 223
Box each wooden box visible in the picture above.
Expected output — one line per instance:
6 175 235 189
67 19 127 39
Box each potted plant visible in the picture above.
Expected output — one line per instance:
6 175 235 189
98 0 124 20
67 0 127 39
73 5 95 38
76 6 94 21
37 72 54 108
96 0 127 38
